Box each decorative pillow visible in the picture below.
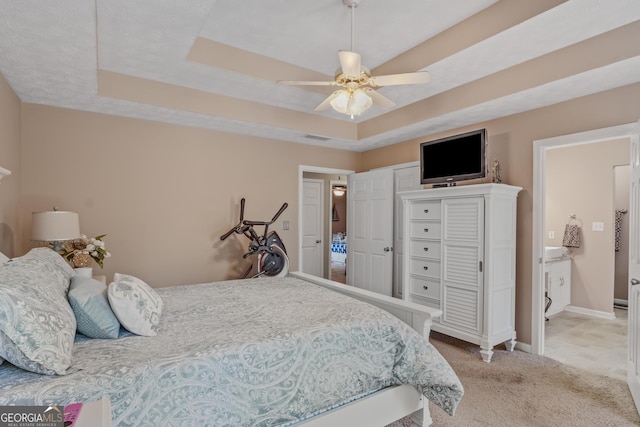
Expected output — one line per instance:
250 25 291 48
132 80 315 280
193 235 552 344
68 276 121 339
0 248 76 375
108 273 163 336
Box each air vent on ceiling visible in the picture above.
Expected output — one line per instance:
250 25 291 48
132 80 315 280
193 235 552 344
303 134 330 141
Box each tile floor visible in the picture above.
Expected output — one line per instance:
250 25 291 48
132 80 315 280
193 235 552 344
544 308 627 381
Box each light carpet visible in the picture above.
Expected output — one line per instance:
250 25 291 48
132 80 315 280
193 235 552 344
391 332 640 426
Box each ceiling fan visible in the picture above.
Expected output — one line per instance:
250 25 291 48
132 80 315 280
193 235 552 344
278 0 431 118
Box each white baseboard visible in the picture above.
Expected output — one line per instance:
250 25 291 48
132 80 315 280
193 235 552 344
564 305 616 320
514 341 532 353
614 298 628 308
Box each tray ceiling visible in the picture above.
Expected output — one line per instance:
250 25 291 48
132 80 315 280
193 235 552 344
0 0 639 151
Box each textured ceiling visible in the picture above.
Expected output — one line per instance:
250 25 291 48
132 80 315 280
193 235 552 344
0 0 639 151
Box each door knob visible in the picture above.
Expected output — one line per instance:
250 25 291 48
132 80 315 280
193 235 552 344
383 247 392 252
315 240 321 244
632 278 640 286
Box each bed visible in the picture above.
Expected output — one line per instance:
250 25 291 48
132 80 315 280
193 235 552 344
0 248 463 426
331 233 347 255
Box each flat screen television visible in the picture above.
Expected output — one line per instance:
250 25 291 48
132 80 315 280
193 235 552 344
420 129 487 185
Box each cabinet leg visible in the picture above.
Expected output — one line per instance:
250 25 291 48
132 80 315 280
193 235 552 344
505 338 516 352
479 347 494 363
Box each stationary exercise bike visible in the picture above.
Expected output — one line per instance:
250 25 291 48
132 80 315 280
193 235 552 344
220 198 289 278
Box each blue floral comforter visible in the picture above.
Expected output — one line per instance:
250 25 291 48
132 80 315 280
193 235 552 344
0 276 463 425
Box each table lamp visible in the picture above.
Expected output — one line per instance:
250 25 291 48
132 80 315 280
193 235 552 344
32 208 81 252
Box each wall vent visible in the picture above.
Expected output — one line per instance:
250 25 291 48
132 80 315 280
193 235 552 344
303 134 330 141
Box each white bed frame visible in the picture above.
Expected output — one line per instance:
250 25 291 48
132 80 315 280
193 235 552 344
289 272 444 427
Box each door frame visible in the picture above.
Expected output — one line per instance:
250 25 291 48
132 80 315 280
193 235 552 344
298 165 355 274
532 122 639 356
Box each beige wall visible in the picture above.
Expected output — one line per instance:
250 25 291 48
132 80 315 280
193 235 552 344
20 104 361 287
360 82 640 345
545 139 629 314
0 73 22 257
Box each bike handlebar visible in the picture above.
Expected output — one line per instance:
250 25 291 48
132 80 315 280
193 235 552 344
243 202 288 226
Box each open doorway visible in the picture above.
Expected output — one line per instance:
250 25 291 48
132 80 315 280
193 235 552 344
298 166 354 280
532 124 637 378
541 138 629 380
329 180 347 283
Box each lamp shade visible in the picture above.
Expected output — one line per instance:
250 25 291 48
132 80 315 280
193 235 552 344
329 89 373 117
32 211 81 242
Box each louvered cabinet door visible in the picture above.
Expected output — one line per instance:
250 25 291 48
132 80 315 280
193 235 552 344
441 197 484 334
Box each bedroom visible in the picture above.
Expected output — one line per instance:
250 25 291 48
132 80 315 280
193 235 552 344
1 0 640 424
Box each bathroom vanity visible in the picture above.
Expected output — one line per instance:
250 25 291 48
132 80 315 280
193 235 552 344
545 247 572 317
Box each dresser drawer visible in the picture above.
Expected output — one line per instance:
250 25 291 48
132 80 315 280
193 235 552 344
409 277 441 300
409 240 441 258
409 258 440 279
410 201 441 220
409 221 441 239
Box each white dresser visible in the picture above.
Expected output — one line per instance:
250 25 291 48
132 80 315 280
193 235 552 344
400 183 521 362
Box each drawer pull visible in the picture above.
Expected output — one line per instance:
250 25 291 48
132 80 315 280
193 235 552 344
424 228 429 233
424 209 429 213
423 266 428 270
423 247 429 252
423 285 429 290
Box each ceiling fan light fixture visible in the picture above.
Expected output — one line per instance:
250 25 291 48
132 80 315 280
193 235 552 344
330 88 372 118
333 185 346 197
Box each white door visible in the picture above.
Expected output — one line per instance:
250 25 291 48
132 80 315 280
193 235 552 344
347 168 394 295
302 179 324 277
393 166 421 298
628 128 640 411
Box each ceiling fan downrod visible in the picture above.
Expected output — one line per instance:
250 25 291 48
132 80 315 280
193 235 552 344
343 0 360 52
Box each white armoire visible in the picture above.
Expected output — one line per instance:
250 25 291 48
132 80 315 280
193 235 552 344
400 183 521 362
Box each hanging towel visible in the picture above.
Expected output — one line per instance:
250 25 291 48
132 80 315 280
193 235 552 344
615 209 627 251
562 223 581 248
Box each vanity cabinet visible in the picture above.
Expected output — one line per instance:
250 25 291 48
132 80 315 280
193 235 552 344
400 184 521 362
546 258 571 317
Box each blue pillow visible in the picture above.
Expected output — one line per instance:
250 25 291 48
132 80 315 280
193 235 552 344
68 276 120 339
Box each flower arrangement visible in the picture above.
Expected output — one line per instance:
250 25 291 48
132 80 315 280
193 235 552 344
61 234 111 268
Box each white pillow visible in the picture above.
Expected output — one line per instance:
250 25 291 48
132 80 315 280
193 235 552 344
107 273 163 336
0 252 9 264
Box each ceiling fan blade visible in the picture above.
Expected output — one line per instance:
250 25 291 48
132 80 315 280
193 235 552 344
338 51 361 77
314 91 342 111
368 71 431 87
364 88 395 109
278 80 336 86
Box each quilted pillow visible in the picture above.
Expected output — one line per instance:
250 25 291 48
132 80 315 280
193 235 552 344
68 276 121 339
0 248 76 375
108 273 163 336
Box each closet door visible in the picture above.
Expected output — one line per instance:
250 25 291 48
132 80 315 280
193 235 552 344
347 168 394 295
441 197 484 334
